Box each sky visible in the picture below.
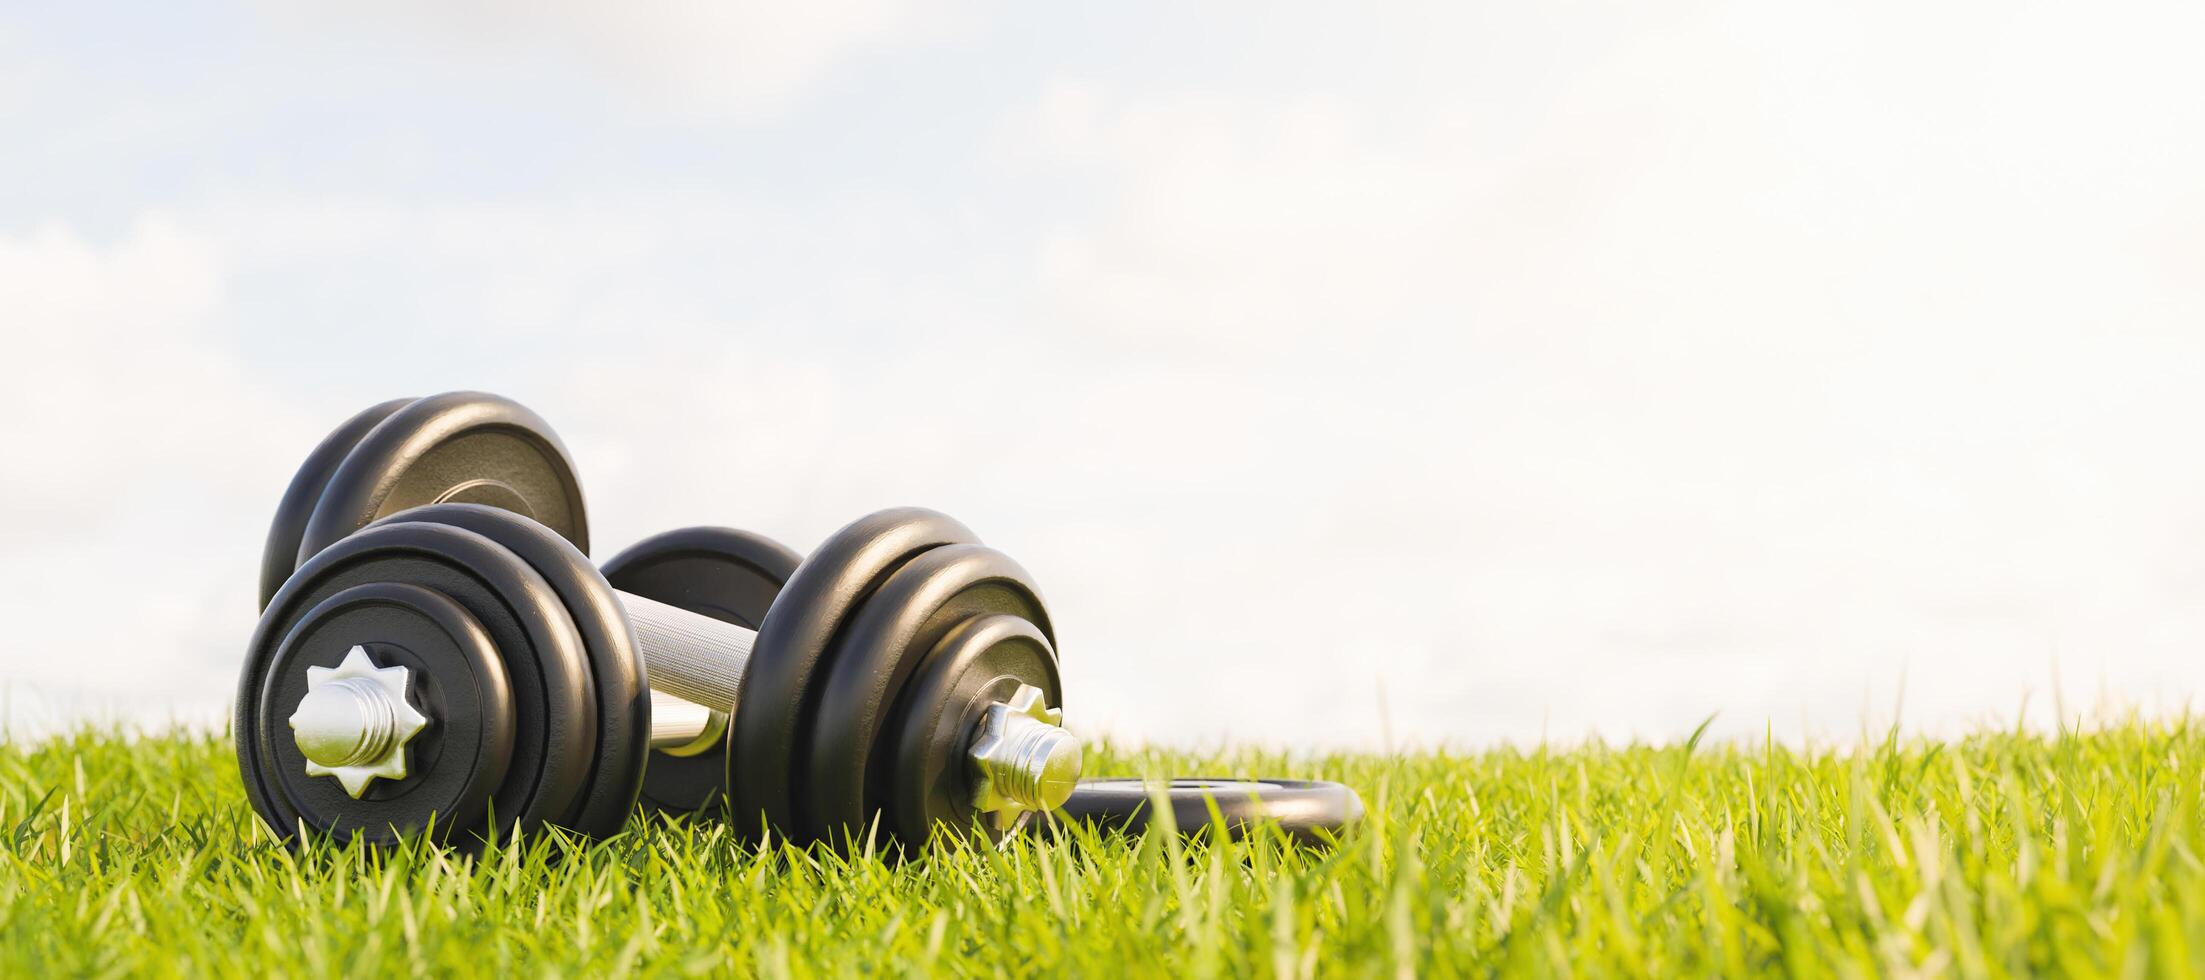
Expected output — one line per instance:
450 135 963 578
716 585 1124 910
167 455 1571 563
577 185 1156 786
3 1 2204 749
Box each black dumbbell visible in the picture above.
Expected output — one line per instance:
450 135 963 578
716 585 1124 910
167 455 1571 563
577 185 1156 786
258 391 588 610
235 503 1078 850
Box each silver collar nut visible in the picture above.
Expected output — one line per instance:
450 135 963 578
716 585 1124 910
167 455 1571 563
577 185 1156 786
288 646 429 798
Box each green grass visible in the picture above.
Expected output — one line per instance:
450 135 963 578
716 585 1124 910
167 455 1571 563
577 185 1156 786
3 720 2204 977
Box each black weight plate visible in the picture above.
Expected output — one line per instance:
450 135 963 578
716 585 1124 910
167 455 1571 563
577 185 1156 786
253 583 515 845
601 526 799 816
370 504 647 838
808 543 1053 846
732 508 978 844
1053 779 1365 846
237 521 597 846
258 398 414 609
296 391 589 573
883 614 1062 849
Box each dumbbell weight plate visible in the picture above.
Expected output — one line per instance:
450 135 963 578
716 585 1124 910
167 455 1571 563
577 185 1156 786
1051 779 1365 846
370 504 649 838
258 398 412 610
808 543 1055 847
259 392 590 609
249 582 516 845
238 521 599 846
884 614 1062 848
732 507 980 844
601 526 800 816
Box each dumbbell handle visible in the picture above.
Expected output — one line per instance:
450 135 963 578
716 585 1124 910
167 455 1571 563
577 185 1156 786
619 592 752 717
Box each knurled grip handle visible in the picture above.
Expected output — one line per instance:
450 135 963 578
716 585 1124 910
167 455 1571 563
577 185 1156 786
616 591 754 715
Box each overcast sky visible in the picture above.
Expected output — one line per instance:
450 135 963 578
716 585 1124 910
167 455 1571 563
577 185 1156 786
4 2 2203 748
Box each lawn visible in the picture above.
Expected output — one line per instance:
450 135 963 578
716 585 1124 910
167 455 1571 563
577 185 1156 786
2 721 2201 976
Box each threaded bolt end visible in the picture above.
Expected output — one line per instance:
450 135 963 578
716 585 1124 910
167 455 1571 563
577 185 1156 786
984 714 1084 812
293 678 399 768
286 646 431 799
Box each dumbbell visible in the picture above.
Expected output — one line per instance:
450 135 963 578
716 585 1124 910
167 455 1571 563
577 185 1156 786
235 502 1079 850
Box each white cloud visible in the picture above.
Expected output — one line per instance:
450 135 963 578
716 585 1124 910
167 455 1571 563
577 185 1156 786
0 218 278 530
270 0 941 120
990 2 2205 746
0 218 309 736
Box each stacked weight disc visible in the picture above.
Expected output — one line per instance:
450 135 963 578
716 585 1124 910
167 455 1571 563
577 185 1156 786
257 392 588 610
241 507 638 844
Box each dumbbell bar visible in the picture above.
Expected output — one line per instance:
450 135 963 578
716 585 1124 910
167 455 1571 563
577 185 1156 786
287 579 1077 809
239 503 1076 851
1048 779 1365 846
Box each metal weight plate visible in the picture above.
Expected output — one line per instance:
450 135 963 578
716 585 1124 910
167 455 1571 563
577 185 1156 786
371 504 648 838
250 582 515 845
731 508 978 844
294 391 589 578
1051 779 1365 846
806 543 1054 847
601 526 799 816
238 521 598 847
882 613 1062 849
